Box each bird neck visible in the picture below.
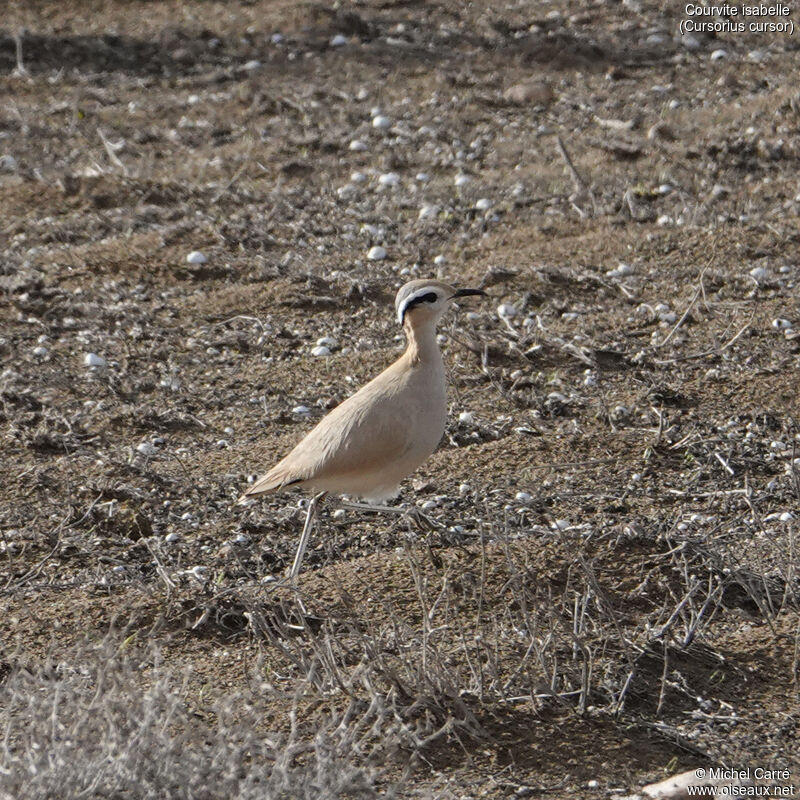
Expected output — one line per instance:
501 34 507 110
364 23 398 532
403 318 442 366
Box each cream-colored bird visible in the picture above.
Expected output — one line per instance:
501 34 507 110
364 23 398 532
239 278 485 577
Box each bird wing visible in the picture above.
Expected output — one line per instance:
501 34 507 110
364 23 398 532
242 364 414 497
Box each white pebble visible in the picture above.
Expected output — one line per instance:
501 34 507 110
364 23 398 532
136 442 156 456
656 184 673 195
351 171 367 183
316 336 338 348
271 33 283 44
0 154 18 171
711 49 728 61
433 254 446 265
770 441 786 451
233 533 251 546
378 172 400 187
112 565 126 574
292 405 311 415
606 262 634 278
189 566 207 580
332 509 346 521
458 483 471 496
311 345 331 357
372 115 391 129
32 346 49 358
421 500 438 511
243 59 262 71
84 353 106 367
553 519 570 530
454 174 471 187
186 251 207 264
329 34 347 47
772 318 793 329
418 204 439 220
415 172 430 182
515 491 532 503
349 140 368 152
497 303 518 319
165 532 180 544
475 198 492 210
780 512 794 522
750 266 768 282
458 411 474 425
367 246 387 261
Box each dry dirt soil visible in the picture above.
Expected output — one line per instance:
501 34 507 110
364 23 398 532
2 1 800 798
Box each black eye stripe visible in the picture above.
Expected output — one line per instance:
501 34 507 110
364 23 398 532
408 291 439 308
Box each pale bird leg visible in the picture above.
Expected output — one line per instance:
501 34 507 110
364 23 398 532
289 491 327 579
338 500 442 531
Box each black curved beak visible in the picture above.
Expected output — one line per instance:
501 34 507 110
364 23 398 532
450 288 486 299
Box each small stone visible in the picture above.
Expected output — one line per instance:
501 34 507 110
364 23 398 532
332 509 346 521
243 59 262 71
553 519 570 530
458 411 474 425
329 34 348 47
165 532 180 544
458 483 471 496
497 303 518 318
316 336 338 348
710 49 728 61
772 318 793 329
418 204 439 220
292 405 311 415
433 254 446 266
454 174 471 187
749 266 768 282
475 198 492 210
515 491 532 503
372 115 391 129
136 442 156 456
0 154 18 171
84 353 106 367
349 140 368 152
311 345 331 357
647 122 677 142
503 81 554 106
367 246 387 261
32 346 49 358
378 171 400 186
682 34 702 50
415 172 430 182
351 171 367 183
186 251 207 264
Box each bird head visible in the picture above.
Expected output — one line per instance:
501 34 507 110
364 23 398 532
395 279 485 327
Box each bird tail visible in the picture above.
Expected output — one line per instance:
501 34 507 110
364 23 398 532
236 465 303 504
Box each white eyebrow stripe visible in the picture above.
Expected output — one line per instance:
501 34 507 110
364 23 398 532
397 288 440 324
